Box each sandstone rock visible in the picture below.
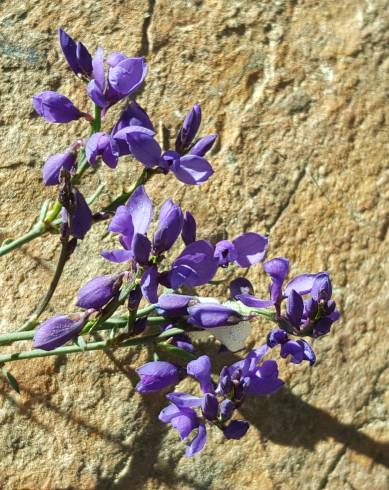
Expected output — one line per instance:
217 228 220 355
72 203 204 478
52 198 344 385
0 0 388 488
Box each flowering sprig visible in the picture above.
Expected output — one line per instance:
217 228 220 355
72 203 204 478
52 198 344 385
0 28 342 458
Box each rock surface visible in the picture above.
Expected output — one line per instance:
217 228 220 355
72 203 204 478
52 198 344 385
0 0 388 488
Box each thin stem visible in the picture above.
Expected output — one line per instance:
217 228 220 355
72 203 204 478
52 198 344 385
19 237 70 331
0 334 158 364
103 168 150 213
0 223 46 257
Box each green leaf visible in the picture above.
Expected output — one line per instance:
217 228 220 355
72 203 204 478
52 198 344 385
2 367 20 394
156 343 196 362
157 328 185 339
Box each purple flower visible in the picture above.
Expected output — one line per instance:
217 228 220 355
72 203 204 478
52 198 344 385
87 48 147 111
114 126 162 167
76 274 121 310
229 277 255 298
32 91 84 123
136 361 179 393
190 134 217 157
311 272 332 302
175 104 202 153
167 240 218 289
58 28 93 79
159 402 207 457
85 132 119 168
112 100 154 134
156 293 193 317
42 151 77 186
140 265 159 303
187 303 243 328
187 355 214 394
201 393 219 421
286 289 304 327
33 314 85 351
182 211 196 245
267 329 316 365
214 232 268 268
153 200 184 254
223 420 249 440
61 188 93 239
101 186 152 263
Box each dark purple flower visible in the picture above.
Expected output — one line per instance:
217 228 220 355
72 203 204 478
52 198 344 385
267 329 316 365
32 91 84 123
76 274 121 310
190 134 217 157
58 28 93 78
85 132 119 168
140 265 159 303
136 361 179 393
153 199 184 254
33 314 85 351
168 240 218 289
286 289 304 327
187 303 243 328
62 188 93 239
182 211 196 245
132 233 151 265
214 232 268 268
220 399 234 420
176 104 202 152
201 393 219 421
42 151 77 186
223 420 249 440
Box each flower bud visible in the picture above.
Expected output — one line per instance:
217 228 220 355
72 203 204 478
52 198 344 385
176 103 201 152
201 393 219 421
136 361 179 393
181 211 196 245
220 399 234 420
42 151 77 186
33 314 85 351
190 134 217 156
223 420 249 440
153 199 184 254
76 274 121 310
187 303 243 328
32 91 83 123
311 273 332 302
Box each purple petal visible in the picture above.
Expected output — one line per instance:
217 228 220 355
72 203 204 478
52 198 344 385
132 233 151 265
176 104 202 151
114 126 161 168
220 399 234 420
167 392 203 408
267 329 288 348
107 52 127 67
153 199 184 254
237 294 274 309
311 272 332 302
171 412 199 440
181 211 196 245
69 189 92 239
76 274 118 310
108 205 134 241
229 277 254 299
87 79 107 108
92 47 105 90
42 151 76 185
284 273 319 297
108 57 147 96
201 393 219 420
187 355 214 394
33 315 84 351
263 257 290 282
57 28 79 75
140 266 159 303
126 185 153 236
188 303 242 328
136 361 179 393
76 42 93 77
173 155 213 185
190 134 217 157
223 420 249 440
233 232 268 268
159 403 182 423
32 91 82 123
214 240 237 267
156 293 193 317
112 100 154 134
100 249 133 263
286 289 304 327
185 423 207 457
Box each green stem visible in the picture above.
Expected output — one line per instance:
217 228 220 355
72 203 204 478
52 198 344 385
0 334 157 364
0 223 46 257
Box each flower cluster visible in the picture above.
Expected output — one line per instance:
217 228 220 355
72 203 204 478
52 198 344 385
3 28 342 459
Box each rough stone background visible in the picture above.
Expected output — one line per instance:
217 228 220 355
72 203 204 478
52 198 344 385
0 0 388 488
